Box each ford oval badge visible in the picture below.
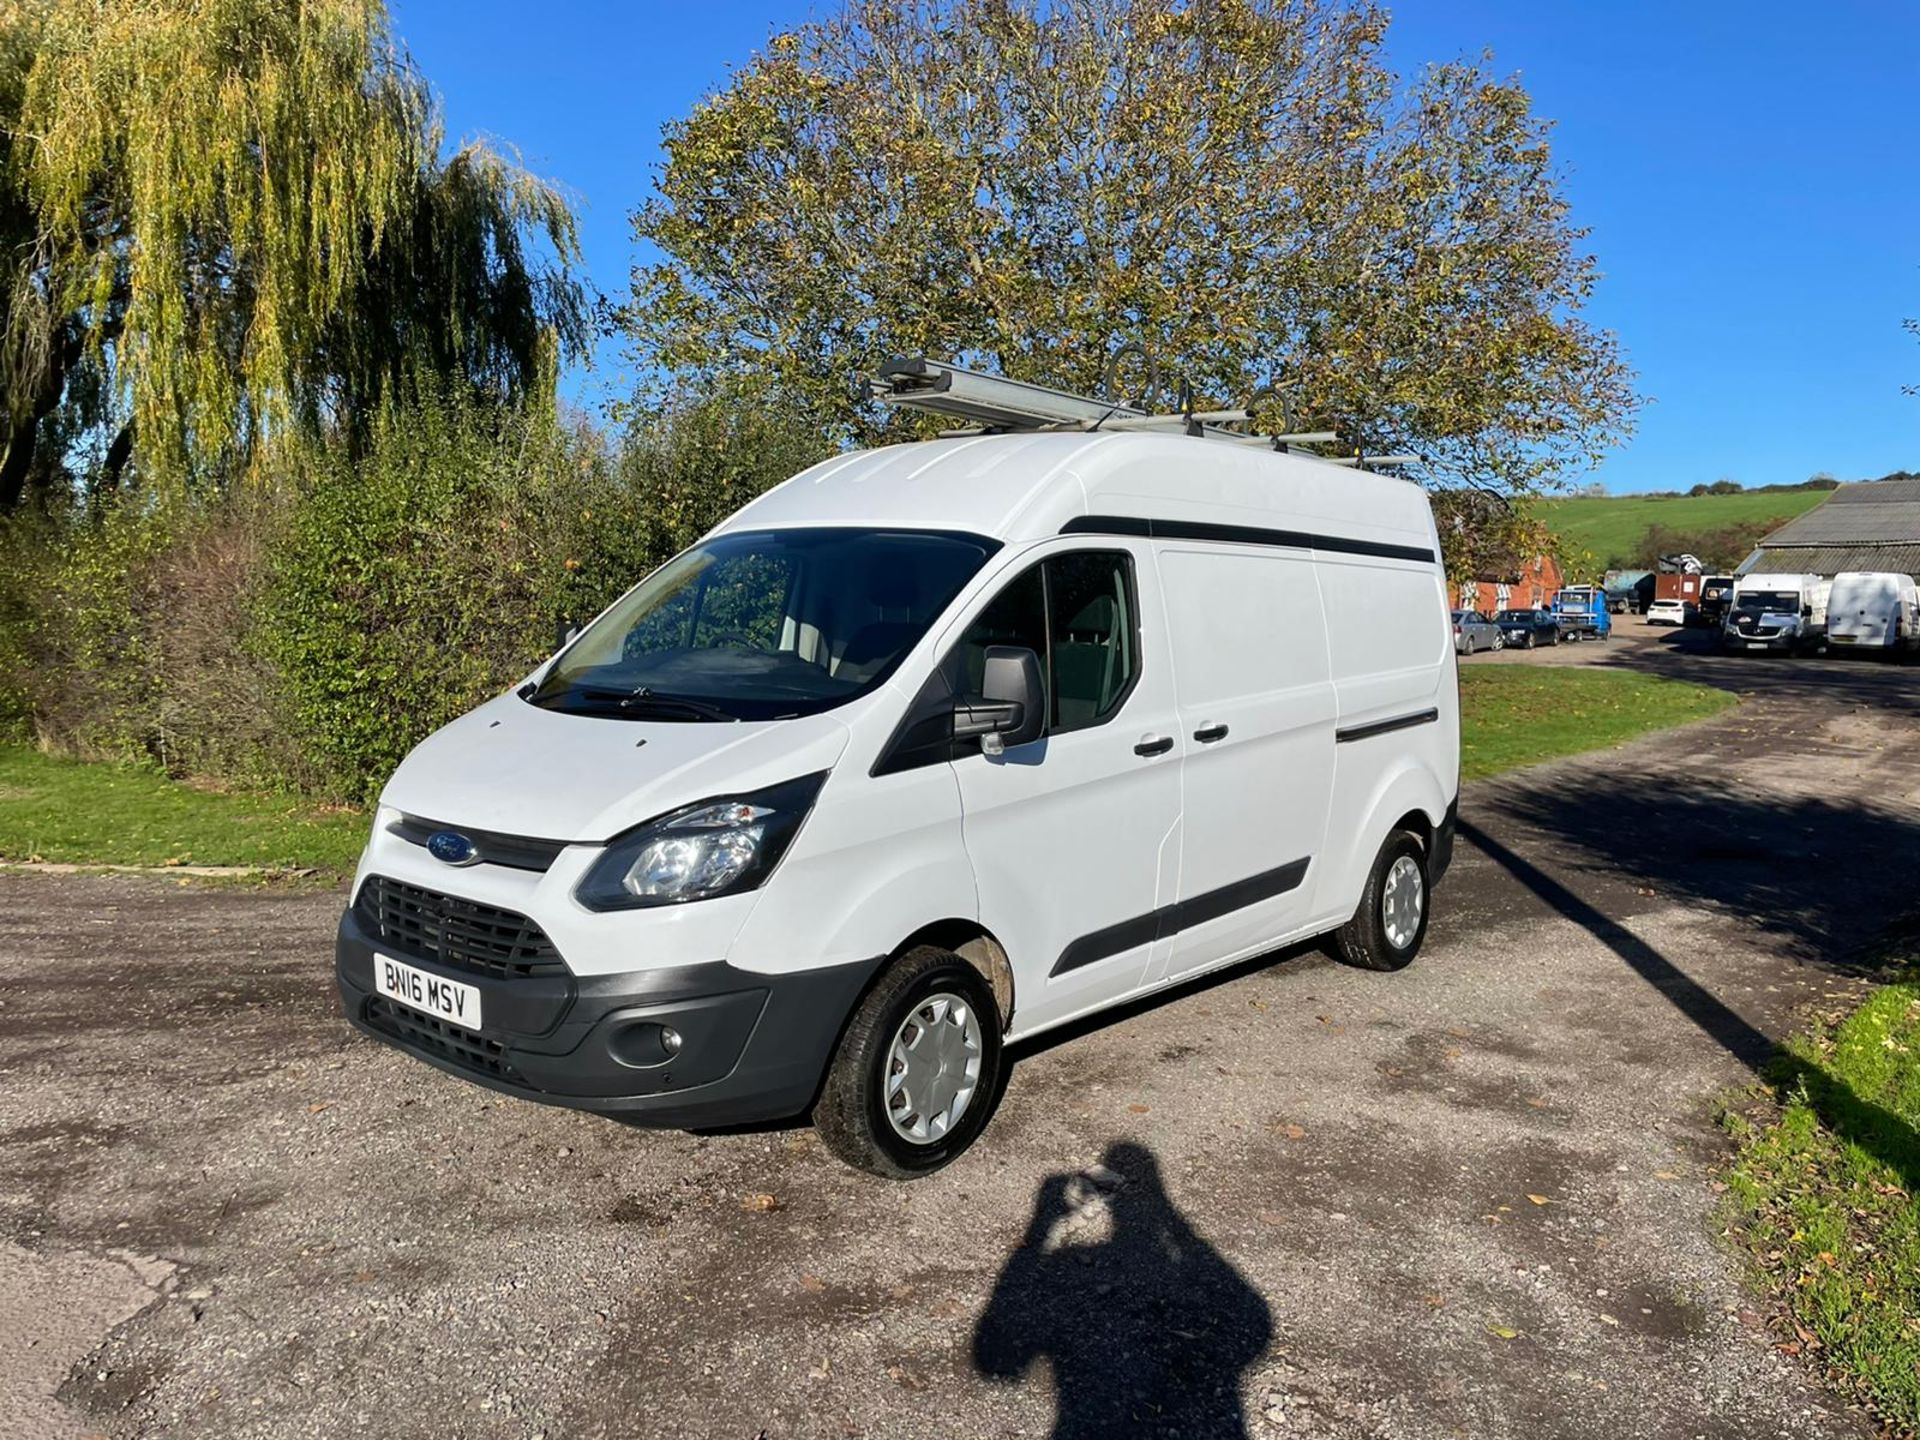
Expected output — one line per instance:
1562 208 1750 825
426 830 479 866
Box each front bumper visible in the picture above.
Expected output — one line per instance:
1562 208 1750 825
336 903 883 1129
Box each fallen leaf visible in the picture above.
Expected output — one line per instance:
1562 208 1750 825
1423 1294 1445 1308
741 1193 781 1213
1487 1324 1520 1340
1271 1122 1307 1140
1654 1170 1680 1180
799 1273 825 1292
1598 1313 1619 1327
1526 1194 1552 1206
1127 1103 1150 1114
306 1101 333 1115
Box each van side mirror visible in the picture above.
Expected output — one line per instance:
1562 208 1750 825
1801 604 1813 618
952 645 1045 753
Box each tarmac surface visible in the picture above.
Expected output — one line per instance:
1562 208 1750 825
3 622 1916 1439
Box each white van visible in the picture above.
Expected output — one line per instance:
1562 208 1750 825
1826 571 1919 655
336 373 1460 1177
1724 572 1829 654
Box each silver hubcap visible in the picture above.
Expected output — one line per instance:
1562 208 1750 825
883 992 983 1145
1383 855 1425 949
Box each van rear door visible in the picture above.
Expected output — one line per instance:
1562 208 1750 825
1154 543 1336 979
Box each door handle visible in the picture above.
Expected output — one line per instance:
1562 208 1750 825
1193 722 1229 743
1133 734 1174 757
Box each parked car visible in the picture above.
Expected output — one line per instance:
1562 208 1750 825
1451 609 1503 654
1723 572 1829 654
1493 608 1560 649
1826 571 1920 657
1645 598 1686 626
1697 575 1737 630
334 364 1461 1180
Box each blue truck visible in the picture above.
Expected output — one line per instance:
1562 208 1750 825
1551 585 1613 641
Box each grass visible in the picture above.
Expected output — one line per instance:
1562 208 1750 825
1538 489 1828 567
1457 666 1736 781
1722 977 1920 1435
0 746 368 878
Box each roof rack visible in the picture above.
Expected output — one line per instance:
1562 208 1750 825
866 357 1415 468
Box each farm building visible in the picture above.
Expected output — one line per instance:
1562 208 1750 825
1451 552 1564 614
1741 476 1920 578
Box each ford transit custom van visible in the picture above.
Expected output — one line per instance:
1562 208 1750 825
337 371 1461 1177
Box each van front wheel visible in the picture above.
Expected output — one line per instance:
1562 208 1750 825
813 946 1004 1180
1333 832 1430 972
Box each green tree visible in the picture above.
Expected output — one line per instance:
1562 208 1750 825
0 0 588 509
626 0 1636 496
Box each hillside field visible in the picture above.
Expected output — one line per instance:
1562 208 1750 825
1538 489 1828 568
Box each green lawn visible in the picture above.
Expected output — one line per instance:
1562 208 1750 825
1457 667 1736 781
1723 978 1920 1434
0 746 368 877
1539 489 1828 568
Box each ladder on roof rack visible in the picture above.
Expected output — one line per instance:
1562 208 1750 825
866 356 1416 468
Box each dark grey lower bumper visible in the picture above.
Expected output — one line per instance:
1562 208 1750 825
336 908 883 1129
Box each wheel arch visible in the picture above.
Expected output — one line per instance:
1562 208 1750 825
1329 760 1449 921
894 919 1016 1033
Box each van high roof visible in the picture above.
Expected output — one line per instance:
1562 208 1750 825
717 431 1438 559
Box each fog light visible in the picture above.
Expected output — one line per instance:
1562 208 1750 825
608 1021 688 1069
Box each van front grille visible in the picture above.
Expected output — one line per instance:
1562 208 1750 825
355 875 566 979
365 997 522 1083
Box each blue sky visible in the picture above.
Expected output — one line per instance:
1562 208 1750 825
392 1 1920 494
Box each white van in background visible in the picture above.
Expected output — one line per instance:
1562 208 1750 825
1826 571 1919 656
335 365 1460 1178
1724 572 1830 654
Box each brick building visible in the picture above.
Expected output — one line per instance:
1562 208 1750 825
1449 553 1564 614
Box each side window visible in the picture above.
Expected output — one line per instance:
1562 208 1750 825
1045 550 1136 732
950 549 1137 733
954 563 1047 704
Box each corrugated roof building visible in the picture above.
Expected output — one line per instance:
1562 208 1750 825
1740 477 1920 577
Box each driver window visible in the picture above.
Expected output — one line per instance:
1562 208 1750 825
949 549 1137 734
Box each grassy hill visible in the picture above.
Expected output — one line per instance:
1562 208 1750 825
1538 489 1829 569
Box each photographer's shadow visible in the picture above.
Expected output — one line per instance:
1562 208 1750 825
973 1142 1273 1439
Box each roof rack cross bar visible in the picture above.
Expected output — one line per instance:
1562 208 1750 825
866 357 1411 471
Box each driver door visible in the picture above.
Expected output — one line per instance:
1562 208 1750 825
941 541 1184 1036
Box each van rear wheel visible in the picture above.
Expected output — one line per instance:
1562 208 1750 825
1333 832 1430 972
813 946 1004 1180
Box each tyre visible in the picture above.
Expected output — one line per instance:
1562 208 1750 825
813 945 1004 1179
1332 831 1431 972
1492 633 1504 651
1523 632 1535 650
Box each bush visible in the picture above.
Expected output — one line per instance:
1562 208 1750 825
258 397 636 800
0 385 831 802
257 386 829 801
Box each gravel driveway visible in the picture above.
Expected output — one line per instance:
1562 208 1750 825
4 626 1916 1439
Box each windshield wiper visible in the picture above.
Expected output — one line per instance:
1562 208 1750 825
571 686 737 722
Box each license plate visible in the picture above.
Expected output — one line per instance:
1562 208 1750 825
373 954 483 1031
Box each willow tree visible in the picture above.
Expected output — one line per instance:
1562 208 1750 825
628 0 1636 504
0 0 587 508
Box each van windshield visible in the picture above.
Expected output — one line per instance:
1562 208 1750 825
1735 591 1799 613
526 528 998 722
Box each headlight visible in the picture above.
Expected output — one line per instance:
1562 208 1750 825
574 772 828 911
